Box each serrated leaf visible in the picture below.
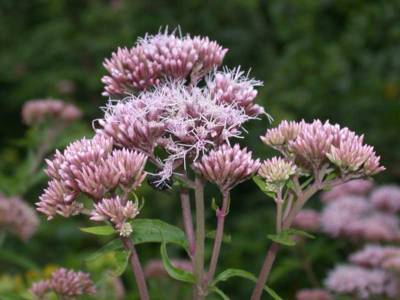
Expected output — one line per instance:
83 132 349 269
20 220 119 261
206 230 231 243
253 176 275 198
212 268 282 300
80 225 115 236
160 243 195 283
131 219 188 250
210 287 230 300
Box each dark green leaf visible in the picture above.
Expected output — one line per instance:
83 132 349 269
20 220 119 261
131 219 188 250
253 176 275 199
80 225 115 236
160 243 195 283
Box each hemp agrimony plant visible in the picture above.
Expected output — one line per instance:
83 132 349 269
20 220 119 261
34 28 384 300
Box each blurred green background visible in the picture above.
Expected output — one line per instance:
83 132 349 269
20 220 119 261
0 0 399 299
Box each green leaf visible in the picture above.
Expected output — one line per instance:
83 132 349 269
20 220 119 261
253 176 275 199
109 250 131 276
206 230 231 243
131 219 188 250
80 225 115 236
267 228 315 247
210 287 230 300
212 268 282 300
86 239 123 261
160 243 195 283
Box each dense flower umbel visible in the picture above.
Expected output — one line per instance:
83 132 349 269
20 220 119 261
102 30 227 96
97 80 261 182
22 99 81 125
296 289 333 300
262 120 384 176
37 135 147 219
0 195 39 241
258 157 296 193
193 144 260 192
90 196 139 236
324 265 397 299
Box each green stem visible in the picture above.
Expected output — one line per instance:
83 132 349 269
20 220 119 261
193 177 206 300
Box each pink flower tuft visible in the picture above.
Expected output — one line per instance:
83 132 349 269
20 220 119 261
90 196 139 236
102 30 227 96
260 120 303 150
22 99 81 125
193 144 260 192
30 280 51 299
50 268 96 297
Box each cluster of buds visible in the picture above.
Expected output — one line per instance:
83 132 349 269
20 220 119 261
193 144 260 192
90 196 139 236
261 120 384 177
102 29 227 96
30 268 96 300
258 157 296 195
37 134 147 224
0 194 39 241
22 99 81 126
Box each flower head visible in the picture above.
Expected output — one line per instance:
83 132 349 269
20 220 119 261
325 265 396 299
258 157 296 184
350 244 400 268
90 196 139 236
50 268 96 297
0 195 39 241
193 144 260 191
260 120 303 149
22 99 81 125
102 29 227 96
371 185 400 213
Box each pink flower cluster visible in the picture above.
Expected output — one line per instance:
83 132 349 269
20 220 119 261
0 195 39 241
22 99 81 125
261 120 384 176
321 195 400 242
193 144 260 192
30 268 96 299
350 244 400 269
370 185 400 213
325 264 397 299
293 209 321 232
321 179 374 202
37 135 147 220
102 29 227 96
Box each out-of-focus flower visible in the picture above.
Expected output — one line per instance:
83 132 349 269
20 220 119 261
50 268 96 298
102 30 227 96
90 196 139 236
350 244 400 268
144 259 193 278
30 280 51 299
193 144 260 192
30 268 96 299
293 209 320 232
324 265 396 299
258 157 296 189
22 99 81 125
260 120 303 150
0 195 39 241
371 185 400 213
382 255 400 272
296 289 332 300
207 68 264 117
321 179 374 203
320 196 370 238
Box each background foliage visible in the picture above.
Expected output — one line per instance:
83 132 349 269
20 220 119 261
0 0 399 299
